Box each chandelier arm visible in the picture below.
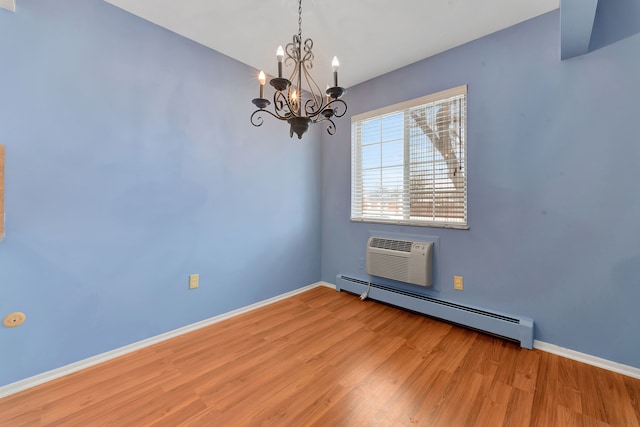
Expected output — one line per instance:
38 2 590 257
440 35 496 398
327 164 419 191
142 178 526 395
304 99 323 117
326 99 348 118
301 56 324 115
302 39 314 69
251 108 288 127
324 117 337 135
284 36 303 115
284 36 301 69
273 91 289 116
273 91 297 119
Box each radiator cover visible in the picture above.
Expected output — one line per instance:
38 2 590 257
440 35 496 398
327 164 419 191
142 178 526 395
336 274 534 349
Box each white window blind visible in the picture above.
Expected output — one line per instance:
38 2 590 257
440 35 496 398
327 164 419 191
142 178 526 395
351 85 467 228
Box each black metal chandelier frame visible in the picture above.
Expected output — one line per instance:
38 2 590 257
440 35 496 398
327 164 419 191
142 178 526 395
250 0 347 139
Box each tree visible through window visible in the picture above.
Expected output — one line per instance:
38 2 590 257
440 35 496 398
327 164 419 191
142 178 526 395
351 86 467 228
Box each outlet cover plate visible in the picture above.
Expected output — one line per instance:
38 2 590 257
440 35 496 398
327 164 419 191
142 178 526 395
189 274 199 289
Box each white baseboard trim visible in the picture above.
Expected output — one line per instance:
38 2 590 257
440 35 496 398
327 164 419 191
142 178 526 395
0 281 336 399
9 282 636 399
534 340 640 379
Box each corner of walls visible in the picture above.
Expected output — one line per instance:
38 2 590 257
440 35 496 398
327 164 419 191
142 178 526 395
0 281 334 399
0 0 322 387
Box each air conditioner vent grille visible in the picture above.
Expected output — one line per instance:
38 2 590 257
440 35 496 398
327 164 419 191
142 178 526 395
369 238 413 252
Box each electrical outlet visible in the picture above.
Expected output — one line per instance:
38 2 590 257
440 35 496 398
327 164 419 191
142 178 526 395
454 276 464 291
189 274 199 289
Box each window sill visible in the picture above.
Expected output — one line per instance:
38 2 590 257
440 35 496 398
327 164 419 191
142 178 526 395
350 217 469 230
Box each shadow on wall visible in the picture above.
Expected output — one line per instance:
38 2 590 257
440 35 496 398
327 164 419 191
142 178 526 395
590 0 640 52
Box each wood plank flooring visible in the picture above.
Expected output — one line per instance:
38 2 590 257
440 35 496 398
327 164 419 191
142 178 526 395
1 286 639 426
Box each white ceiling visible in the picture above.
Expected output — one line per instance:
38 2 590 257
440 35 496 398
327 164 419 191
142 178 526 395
0 0 16 12
104 0 559 88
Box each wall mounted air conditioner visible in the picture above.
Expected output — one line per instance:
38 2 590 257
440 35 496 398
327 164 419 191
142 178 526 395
366 237 433 287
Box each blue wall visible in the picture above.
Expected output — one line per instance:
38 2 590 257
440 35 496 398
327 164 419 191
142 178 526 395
321 11 640 368
2 2 638 389
0 0 322 387
590 0 640 52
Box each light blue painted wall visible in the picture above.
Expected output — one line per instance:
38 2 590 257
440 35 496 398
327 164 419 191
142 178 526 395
0 0 322 386
590 0 640 51
321 11 640 368
560 0 598 60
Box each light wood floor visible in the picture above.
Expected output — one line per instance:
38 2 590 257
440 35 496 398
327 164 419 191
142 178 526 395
1 286 639 426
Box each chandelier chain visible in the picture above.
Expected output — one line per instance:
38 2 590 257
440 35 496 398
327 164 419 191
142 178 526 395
298 0 302 41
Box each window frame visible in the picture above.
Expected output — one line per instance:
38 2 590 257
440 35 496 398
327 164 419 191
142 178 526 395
350 85 468 229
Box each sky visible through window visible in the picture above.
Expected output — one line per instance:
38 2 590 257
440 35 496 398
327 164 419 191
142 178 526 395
361 112 405 219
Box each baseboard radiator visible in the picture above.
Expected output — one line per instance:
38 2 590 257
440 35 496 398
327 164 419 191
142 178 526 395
336 274 534 349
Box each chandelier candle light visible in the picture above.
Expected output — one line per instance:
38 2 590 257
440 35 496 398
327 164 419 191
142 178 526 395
250 0 347 139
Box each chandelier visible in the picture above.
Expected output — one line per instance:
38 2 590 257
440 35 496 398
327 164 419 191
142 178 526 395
250 0 347 139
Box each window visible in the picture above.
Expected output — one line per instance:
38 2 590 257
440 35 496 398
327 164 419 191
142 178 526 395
351 85 467 228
